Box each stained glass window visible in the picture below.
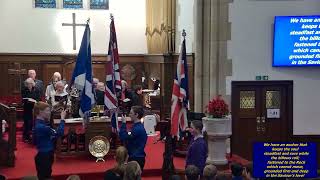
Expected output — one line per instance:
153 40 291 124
90 0 109 10
63 0 83 9
35 0 56 8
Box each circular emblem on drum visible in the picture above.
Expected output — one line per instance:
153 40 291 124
89 136 110 162
121 64 136 81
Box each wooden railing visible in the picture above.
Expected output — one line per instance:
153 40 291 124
0 103 16 167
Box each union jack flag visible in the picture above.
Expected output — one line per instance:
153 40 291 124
170 34 190 137
104 16 121 132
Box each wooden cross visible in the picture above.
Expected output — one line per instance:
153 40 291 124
8 63 27 94
62 13 87 50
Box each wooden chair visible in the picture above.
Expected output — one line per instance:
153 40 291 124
0 103 16 167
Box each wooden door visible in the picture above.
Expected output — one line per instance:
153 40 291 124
231 81 293 160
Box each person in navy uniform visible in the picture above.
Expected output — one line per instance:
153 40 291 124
185 120 208 175
33 101 66 180
119 106 147 171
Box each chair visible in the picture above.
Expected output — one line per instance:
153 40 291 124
143 115 157 135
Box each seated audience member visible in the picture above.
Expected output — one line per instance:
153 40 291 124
130 85 143 106
95 82 105 105
21 78 41 143
185 120 208 174
231 163 244 180
104 146 128 180
243 162 254 180
66 175 81 180
185 165 200 180
33 102 66 180
119 106 147 171
203 164 217 180
123 161 142 180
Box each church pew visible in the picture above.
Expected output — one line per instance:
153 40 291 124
0 103 16 167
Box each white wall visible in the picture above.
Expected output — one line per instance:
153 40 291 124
176 0 194 53
0 0 147 54
229 0 320 135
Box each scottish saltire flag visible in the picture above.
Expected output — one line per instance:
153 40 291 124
104 16 121 132
170 36 190 137
70 24 95 125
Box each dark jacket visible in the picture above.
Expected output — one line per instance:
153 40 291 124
34 119 65 152
21 87 41 111
95 89 105 105
119 122 147 158
130 92 143 107
186 137 208 174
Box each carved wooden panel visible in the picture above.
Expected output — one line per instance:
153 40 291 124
0 53 194 120
42 64 64 86
92 63 106 83
0 63 9 96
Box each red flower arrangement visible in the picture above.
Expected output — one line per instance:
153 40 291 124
205 95 229 118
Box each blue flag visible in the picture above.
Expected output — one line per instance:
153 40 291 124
70 24 95 125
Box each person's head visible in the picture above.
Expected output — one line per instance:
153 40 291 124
97 82 105 91
93 78 99 89
52 72 62 81
34 102 51 121
133 85 143 95
115 146 128 166
25 78 35 90
203 164 217 180
123 161 141 180
129 106 144 122
55 81 65 94
28 69 36 80
190 120 203 136
121 80 128 90
66 175 80 180
231 162 243 177
185 165 200 180
243 162 253 179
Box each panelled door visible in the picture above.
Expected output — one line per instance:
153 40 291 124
231 81 293 160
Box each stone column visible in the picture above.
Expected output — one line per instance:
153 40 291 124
193 0 233 111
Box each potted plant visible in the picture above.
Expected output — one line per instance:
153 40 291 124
202 95 232 165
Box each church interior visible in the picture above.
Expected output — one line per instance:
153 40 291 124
1 0 320 179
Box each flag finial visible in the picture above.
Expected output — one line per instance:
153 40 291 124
110 14 114 20
182 29 186 39
86 18 90 24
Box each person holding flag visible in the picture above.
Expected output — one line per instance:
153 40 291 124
69 20 95 126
